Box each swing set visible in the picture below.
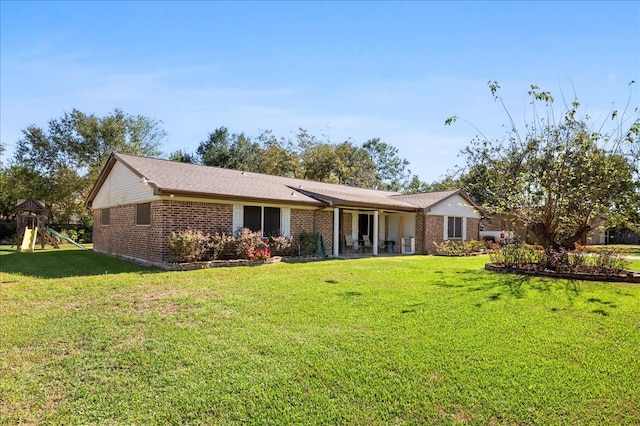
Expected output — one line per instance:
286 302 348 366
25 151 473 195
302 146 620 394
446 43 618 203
14 199 59 251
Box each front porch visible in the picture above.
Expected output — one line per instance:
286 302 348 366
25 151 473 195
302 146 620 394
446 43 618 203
329 207 418 257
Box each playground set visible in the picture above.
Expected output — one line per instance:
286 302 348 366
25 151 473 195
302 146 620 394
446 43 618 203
14 199 85 251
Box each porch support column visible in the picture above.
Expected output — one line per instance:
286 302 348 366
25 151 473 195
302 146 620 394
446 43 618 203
333 207 340 257
373 210 379 256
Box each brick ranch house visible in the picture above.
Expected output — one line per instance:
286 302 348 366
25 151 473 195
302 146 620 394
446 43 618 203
86 152 482 265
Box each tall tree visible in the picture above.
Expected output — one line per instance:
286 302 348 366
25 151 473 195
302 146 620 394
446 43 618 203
197 127 261 171
362 138 411 191
447 81 639 251
254 130 301 178
197 126 420 190
168 149 198 164
333 141 377 187
228 132 260 172
11 109 165 223
197 127 231 167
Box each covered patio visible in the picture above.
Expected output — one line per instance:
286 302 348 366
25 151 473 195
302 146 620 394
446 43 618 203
332 208 417 257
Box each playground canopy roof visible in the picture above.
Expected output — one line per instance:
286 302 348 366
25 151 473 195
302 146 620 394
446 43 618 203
16 199 46 213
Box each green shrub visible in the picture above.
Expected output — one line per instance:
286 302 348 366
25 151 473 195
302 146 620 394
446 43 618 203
489 242 630 275
167 229 208 263
297 231 318 256
590 248 630 275
434 239 484 256
0 221 17 241
488 243 545 268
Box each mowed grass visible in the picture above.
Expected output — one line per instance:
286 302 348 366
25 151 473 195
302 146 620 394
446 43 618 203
1 246 639 425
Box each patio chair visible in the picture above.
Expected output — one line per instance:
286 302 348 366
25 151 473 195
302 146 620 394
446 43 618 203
362 235 373 252
344 234 357 253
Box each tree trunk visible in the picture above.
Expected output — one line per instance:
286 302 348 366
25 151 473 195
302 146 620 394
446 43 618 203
559 224 591 250
529 222 558 251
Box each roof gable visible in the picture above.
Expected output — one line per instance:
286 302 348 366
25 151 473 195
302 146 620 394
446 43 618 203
392 190 483 216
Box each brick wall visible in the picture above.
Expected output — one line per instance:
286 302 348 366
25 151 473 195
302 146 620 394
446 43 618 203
93 200 233 263
416 213 426 253
315 210 334 254
418 215 480 254
341 211 353 252
95 201 480 261
287 208 339 255
466 218 480 242
423 215 445 254
92 202 165 263
290 208 314 242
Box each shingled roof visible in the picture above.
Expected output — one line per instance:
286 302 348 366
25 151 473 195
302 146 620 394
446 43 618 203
391 190 481 211
87 152 433 211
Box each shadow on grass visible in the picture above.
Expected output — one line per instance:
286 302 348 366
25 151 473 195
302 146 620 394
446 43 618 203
0 246 159 279
463 270 596 309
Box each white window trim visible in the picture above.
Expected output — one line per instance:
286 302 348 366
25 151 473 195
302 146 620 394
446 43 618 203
233 204 291 237
463 217 467 240
233 204 243 233
445 216 464 240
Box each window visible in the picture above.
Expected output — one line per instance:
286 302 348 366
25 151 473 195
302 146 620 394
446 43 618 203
136 203 151 226
263 207 280 236
358 213 374 241
243 206 262 233
101 208 110 226
447 217 463 239
243 206 281 236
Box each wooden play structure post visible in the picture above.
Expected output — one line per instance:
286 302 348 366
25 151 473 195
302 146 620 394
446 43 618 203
15 199 59 251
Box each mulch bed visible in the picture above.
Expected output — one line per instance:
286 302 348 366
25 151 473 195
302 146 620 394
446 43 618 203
164 256 283 271
485 263 640 283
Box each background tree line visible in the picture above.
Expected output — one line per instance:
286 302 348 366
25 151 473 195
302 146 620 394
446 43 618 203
2 81 637 253
0 109 165 237
0 113 446 236
170 126 446 193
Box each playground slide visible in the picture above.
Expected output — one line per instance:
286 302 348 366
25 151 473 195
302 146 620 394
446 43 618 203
21 227 37 251
46 227 87 249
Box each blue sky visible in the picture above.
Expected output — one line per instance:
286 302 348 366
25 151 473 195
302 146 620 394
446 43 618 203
2 1 639 182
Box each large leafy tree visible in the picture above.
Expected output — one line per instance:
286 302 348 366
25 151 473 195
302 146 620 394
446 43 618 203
448 81 639 251
254 130 301 178
195 127 411 189
10 109 165 224
196 126 261 171
362 138 412 191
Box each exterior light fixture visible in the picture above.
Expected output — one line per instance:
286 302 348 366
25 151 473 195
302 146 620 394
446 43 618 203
139 177 155 186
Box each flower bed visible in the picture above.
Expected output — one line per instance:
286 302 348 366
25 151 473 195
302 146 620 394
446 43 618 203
485 263 640 283
163 256 283 271
485 243 640 283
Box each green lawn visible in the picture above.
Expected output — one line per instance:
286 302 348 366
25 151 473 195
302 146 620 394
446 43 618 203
1 246 639 425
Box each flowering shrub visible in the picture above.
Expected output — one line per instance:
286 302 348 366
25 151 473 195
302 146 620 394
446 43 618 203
167 229 208 263
267 234 293 254
246 247 272 263
590 247 629 275
235 228 267 260
209 231 234 260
